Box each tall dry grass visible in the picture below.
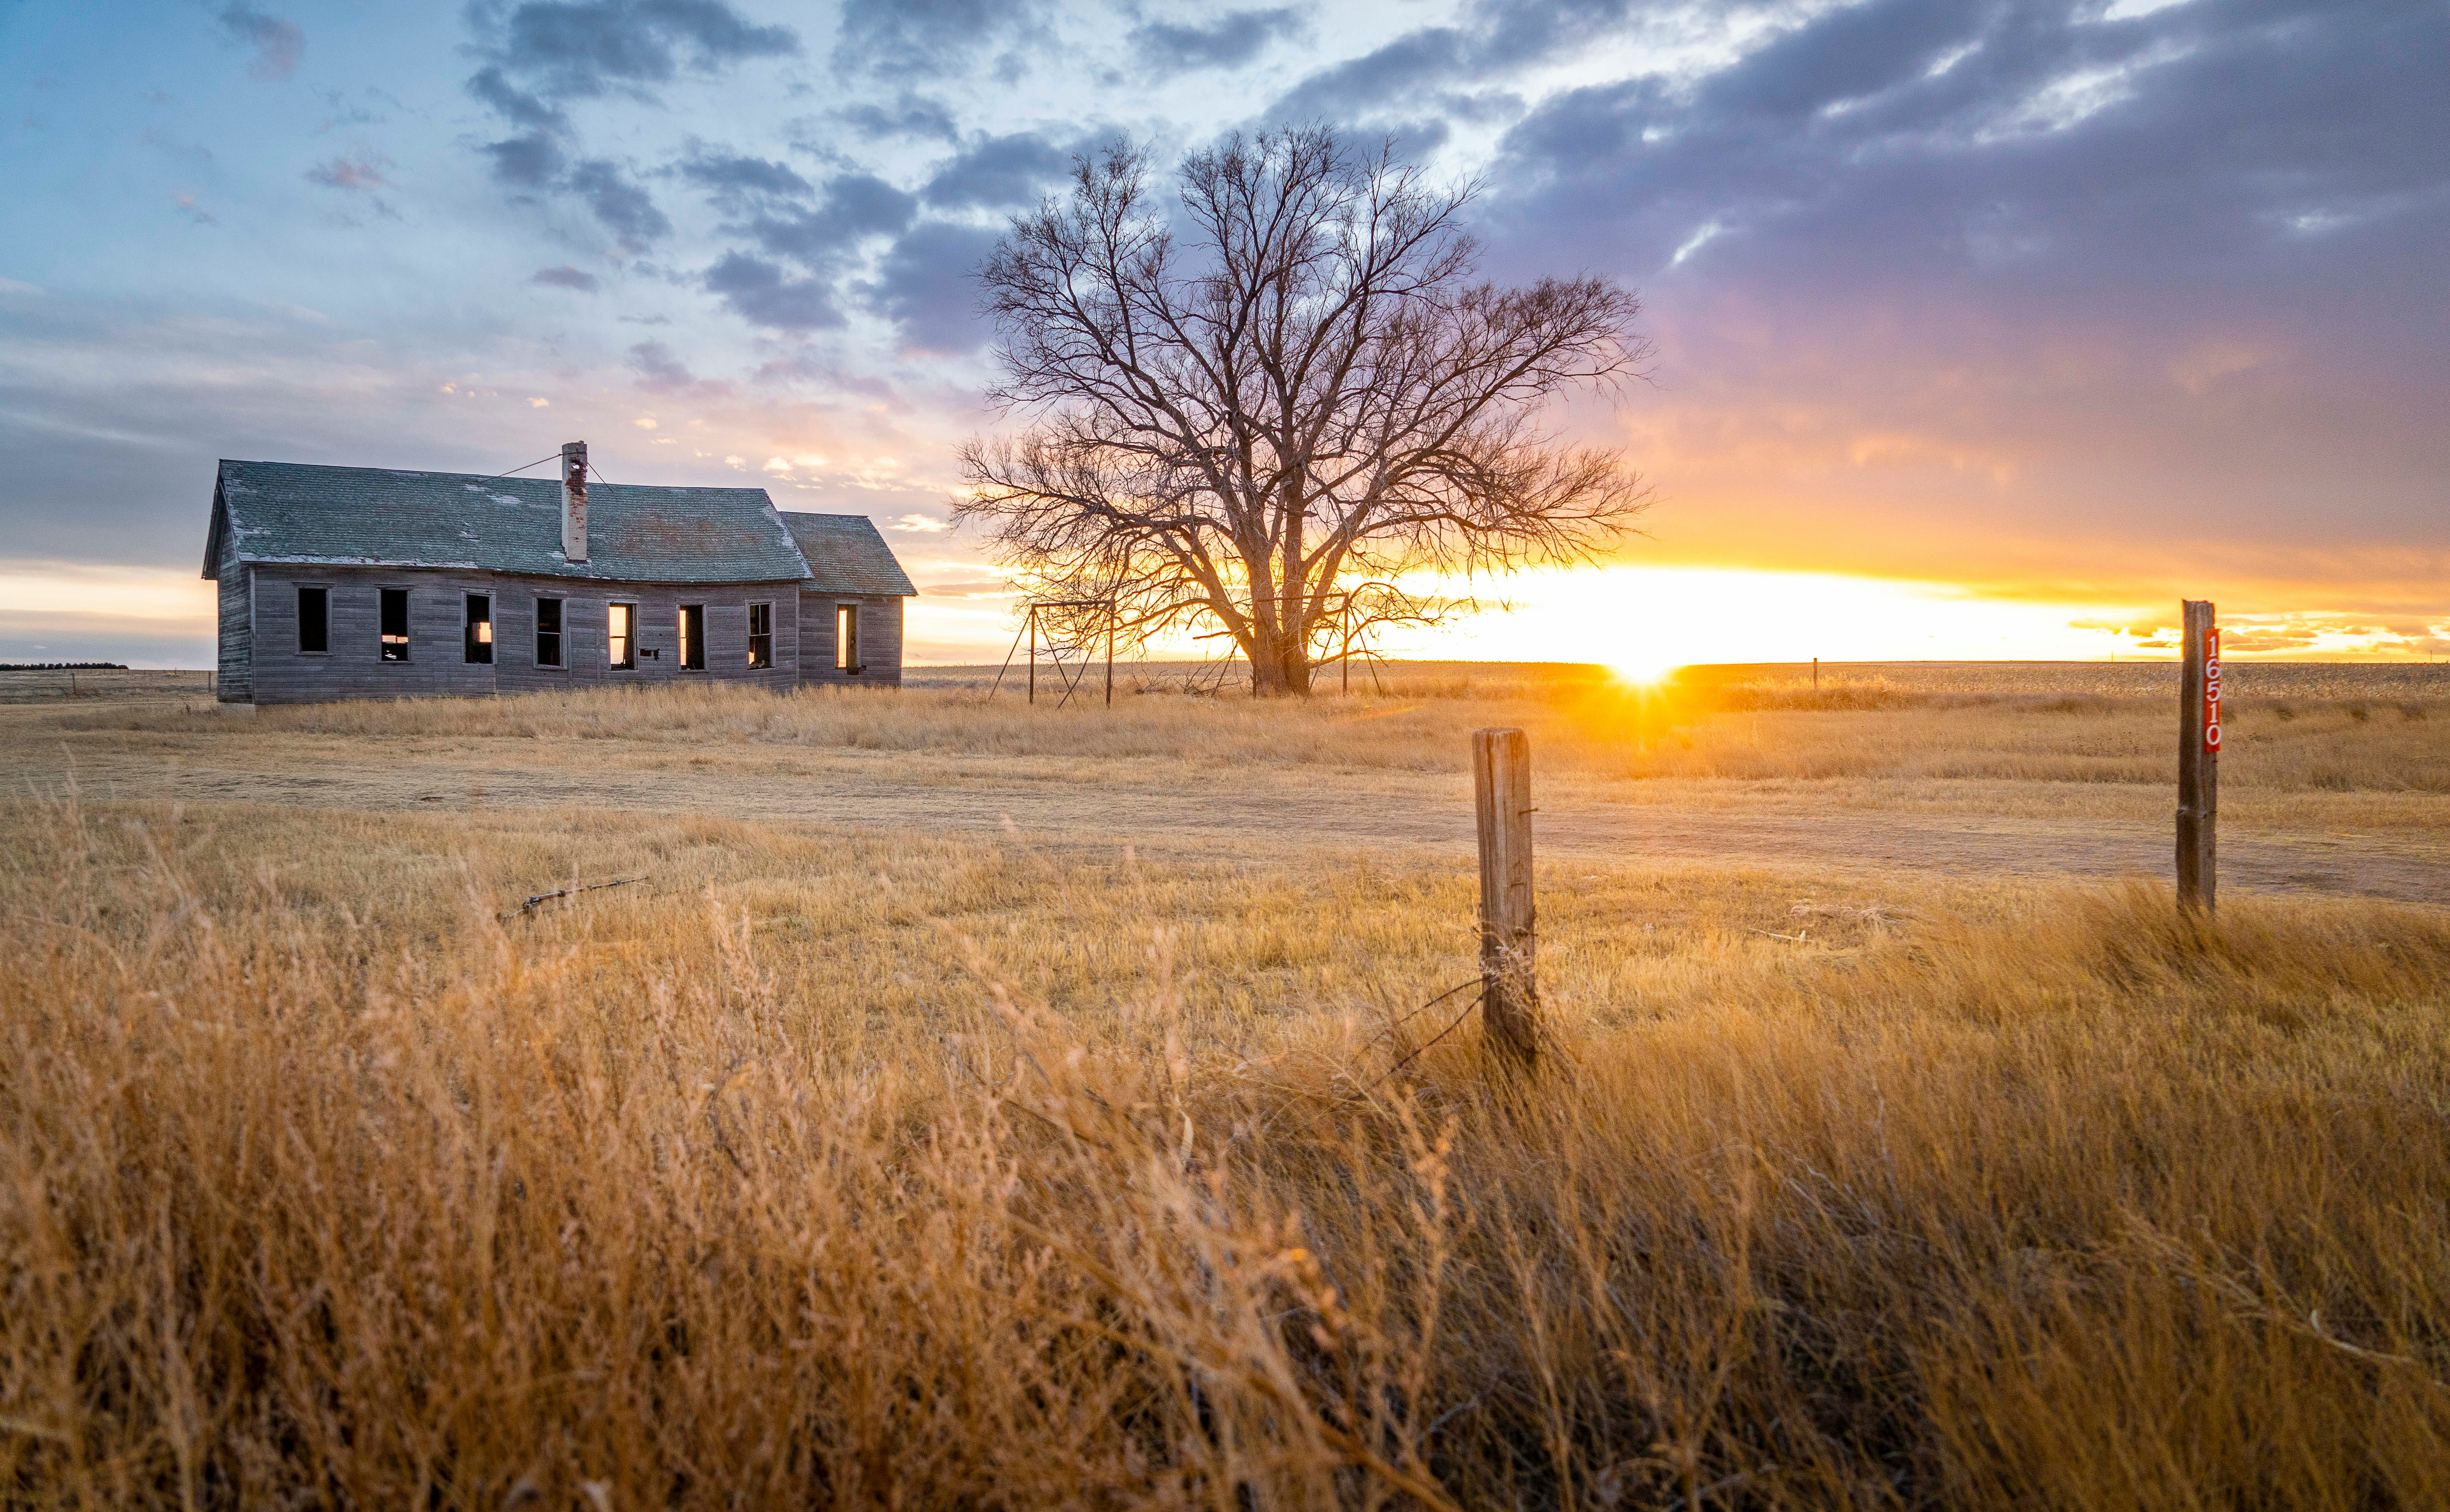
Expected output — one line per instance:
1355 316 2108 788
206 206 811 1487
5 794 2449 1508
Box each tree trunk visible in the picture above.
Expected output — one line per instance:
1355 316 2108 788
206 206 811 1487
1246 619 1313 696
1281 643 1312 694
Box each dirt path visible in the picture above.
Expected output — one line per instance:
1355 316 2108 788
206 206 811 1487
18 725 2449 905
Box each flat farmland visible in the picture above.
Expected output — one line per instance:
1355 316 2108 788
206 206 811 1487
13 659 2450 902
6 661 2449 1509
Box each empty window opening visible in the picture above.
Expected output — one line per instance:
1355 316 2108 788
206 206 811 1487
609 603 636 669
465 594 494 664
380 588 410 661
535 597 563 668
748 602 773 669
679 605 706 671
296 586 328 654
835 604 860 672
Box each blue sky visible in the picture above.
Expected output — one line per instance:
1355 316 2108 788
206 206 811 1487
3 0 2445 666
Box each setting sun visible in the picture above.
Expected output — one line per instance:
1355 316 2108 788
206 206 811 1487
1610 651 1684 686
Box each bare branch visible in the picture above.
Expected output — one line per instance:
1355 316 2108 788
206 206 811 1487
956 124 1653 694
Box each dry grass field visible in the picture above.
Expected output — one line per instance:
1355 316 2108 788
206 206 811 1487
5 662 2450 1508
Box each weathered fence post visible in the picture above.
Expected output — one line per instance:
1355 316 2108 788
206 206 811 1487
2177 599 2220 912
1472 727 1539 1070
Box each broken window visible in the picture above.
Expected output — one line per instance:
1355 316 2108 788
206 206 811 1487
465 594 493 664
535 597 563 667
380 588 410 661
297 586 328 654
835 603 859 672
748 602 773 669
679 605 705 671
608 603 635 669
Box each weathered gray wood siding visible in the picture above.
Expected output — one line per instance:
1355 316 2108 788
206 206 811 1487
796 593 906 687
216 533 252 703
242 567 803 704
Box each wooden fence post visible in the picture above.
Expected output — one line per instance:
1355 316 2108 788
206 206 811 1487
1472 727 1539 1070
2177 599 2219 911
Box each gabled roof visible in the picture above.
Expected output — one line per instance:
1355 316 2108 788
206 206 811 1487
203 460 813 585
780 512 919 597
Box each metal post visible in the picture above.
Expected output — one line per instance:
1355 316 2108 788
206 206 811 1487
1105 598 1115 707
1472 728 1539 1071
1342 597 1351 695
2177 599 2219 912
1812 657 1819 691
1027 605 1036 706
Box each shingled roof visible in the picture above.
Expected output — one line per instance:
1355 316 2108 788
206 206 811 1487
202 460 814 585
779 512 918 597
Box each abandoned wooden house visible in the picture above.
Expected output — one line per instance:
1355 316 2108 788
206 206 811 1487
203 443 917 704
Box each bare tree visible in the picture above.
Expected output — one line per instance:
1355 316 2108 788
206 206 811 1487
958 126 1651 695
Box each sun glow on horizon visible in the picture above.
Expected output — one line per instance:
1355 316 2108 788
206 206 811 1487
1375 566 2227 669
1609 650 1685 686
1369 565 2158 669
893 564 2447 670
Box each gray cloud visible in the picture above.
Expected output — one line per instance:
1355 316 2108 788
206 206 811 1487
217 4 303 82
703 251 842 330
463 0 801 249
624 339 734 397
920 131 1078 208
700 170 918 332
1688 0 1986 122
834 0 1040 79
681 150 816 209
478 0 798 102
1263 27 1469 123
530 265 601 291
869 221 999 353
566 159 673 251
1462 0 2450 559
627 339 692 388
1488 0 2450 292
737 173 917 266
1129 7 1302 71
482 131 566 189
468 65 568 133
830 93 961 143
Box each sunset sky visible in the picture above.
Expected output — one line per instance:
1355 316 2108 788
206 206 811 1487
3 0 2443 669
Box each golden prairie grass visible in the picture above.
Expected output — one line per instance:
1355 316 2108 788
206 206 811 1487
59 660 2450 793
5 785 2450 1509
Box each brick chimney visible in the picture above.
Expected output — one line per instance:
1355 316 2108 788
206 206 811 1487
560 440 588 562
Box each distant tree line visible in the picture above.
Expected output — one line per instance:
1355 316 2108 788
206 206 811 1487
0 663 129 671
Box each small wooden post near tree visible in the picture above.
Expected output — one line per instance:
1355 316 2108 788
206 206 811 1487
1472 728 1540 1070
2177 599 2221 911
